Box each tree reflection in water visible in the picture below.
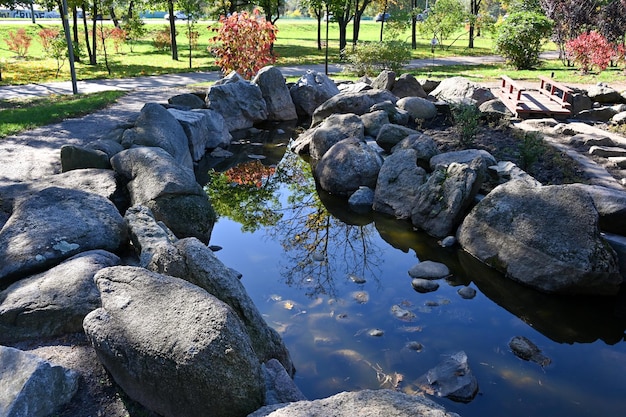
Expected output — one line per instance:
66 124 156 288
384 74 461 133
206 150 384 299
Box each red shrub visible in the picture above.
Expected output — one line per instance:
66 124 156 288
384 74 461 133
566 31 613 73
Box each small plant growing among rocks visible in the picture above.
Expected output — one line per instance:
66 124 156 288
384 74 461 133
516 131 546 171
452 102 481 146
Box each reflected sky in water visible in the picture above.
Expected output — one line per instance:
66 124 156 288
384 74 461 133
205 138 626 417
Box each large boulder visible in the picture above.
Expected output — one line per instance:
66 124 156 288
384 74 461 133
0 250 119 343
375 124 421 152
60 145 111 171
430 149 497 174
371 70 395 91
587 83 624 104
253 66 298 121
121 102 194 171
248 389 460 417
411 159 485 238
150 237 295 376
309 113 365 160
168 108 232 161
373 148 428 219
206 72 268 131
111 147 215 242
0 187 127 286
430 76 495 106
391 73 428 99
312 90 398 126
457 181 623 295
360 109 390 138
289 70 340 117
83 266 266 417
315 137 383 196
414 351 478 403
570 184 626 235
0 346 78 417
396 96 438 121
391 133 440 170
371 101 410 126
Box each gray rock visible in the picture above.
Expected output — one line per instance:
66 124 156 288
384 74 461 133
570 92 594 115
309 113 365 160
168 108 231 161
289 70 340 117
440 236 457 248
371 70 396 91
457 286 476 299
83 266 265 417
348 186 375 213
124 205 179 268
570 183 626 235
587 83 624 104
411 278 439 293
0 346 78 417
149 237 295 376
145 194 216 244
168 92 205 109
417 79 440 94
509 336 551 366
457 180 622 295
337 81 372 93
396 96 437 121
375 124 420 152
253 66 298 121
589 145 626 158
60 145 111 172
604 233 626 279
430 149 497 173
248 389 460 417
121 102 194 171
85 138 125 158
412 160 485 238
611 111 626 124
391 133 440 169
314 138 383 197
576 106 619 122
430 76 495 106
371 100 410 125
415 351 478 403
262 359 307 406
373 149 428 219
489 161 542 187
0 187 127 285
206 74 268 131
360 109 390 138
0 250 119 343
312 90 398 126
478 98 513 121
408 260 450 279
391 73 428 99
568 133 616 148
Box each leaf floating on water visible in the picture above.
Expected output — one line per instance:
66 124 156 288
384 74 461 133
283 301 295 310
349 274 366 284
268 294 282 302
367 328 384 337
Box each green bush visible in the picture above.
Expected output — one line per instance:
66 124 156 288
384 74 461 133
345 41 412 76
494 11 553 70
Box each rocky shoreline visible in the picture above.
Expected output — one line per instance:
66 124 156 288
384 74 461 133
1 67 626 417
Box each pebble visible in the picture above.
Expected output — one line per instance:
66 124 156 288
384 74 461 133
411 278 439 293
408 260 450 279
352 291 370 304
405 341 424 352
458 286 477 299
367 328 384 337
349 274 366 284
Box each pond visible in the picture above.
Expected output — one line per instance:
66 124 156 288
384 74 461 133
201 124 626 417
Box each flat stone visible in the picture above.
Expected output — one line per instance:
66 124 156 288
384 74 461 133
411 278 439 293
408 260 450 279
589 145 626 158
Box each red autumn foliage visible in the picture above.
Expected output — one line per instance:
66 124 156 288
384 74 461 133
6 28 32 58
209 10 277 79
566 31 613 74
224 160 276 188
38 28 60 55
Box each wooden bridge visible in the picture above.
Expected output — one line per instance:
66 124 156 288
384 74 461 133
495 75 573 119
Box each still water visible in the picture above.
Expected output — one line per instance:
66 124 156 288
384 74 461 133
202 125 626 417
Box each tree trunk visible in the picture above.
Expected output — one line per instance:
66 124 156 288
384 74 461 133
316 10 322 51
168 0 178 60
90 2 98 65
81 2 94 64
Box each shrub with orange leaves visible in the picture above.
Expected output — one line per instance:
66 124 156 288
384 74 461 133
209 10 277 79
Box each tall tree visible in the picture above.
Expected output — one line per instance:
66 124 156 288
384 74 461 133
302 0 324 50
257 0 285 23
468 0 481 48
328 0 354 54
352 0 372 48
540 0 599 60
177 0 203 68
597 0 626 44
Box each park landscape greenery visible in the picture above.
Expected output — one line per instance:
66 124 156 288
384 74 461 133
1 0 626 138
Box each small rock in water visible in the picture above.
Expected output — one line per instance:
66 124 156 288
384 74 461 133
509 336 551 367
247 154 266 160
391 304 416 321
405 341 424 352
416 351 479 403
439 236 457 247
208 245 223 252
457 286 477 299
352 291 370 304
349 274 366 284
408 261 450 279
412 278 439 293
367 328 384 337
